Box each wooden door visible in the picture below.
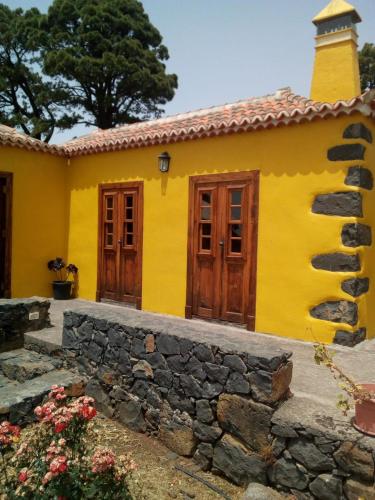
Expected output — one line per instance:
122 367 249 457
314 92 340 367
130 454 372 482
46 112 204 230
97 182 143 308
186 171 259 330
0 173 12 298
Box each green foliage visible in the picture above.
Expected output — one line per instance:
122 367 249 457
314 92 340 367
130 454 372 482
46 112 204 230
359 43 375 92
0 4 76 142
0 386 135 499
43 0 178 129
0 0 177 141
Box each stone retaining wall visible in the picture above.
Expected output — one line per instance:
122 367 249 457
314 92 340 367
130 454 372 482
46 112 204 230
268 397 375 499
0 298 51 350
62 307 293 486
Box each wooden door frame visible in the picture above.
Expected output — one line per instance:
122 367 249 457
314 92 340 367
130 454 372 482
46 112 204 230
185 170 259 331
0 172 13 298
96 182 144 309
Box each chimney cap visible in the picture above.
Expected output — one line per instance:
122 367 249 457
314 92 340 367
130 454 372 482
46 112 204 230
313 0 361 25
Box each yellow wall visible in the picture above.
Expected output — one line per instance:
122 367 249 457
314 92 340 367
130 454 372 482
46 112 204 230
66 113 372 343
310 36 361 102
362 118 375 341
0 146 67 298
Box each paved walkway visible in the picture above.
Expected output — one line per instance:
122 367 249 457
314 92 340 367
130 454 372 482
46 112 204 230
26 299 375 419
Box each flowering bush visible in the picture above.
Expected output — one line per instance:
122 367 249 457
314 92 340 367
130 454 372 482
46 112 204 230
0 386 135 499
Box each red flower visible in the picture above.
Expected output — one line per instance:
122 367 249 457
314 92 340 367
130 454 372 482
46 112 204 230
80 405 97 420
18 469 28 482
58 462 67 473
54 421 68 433
49 455 68 474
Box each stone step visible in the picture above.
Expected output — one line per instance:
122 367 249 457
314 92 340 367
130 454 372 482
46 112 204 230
0 349 63 382
0 368 86 424
24 325 63 356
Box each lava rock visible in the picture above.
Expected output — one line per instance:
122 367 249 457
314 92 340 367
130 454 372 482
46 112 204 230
268 457 309 491
312 192 363 217
217 394 272 451
333 328 367 347
154 369 173 388
213 434 267 486
180 374 203 398
193 420 222 443
85 380 113 417
310 301 358 326
204 363 229 384
333 442 374 483
289 439 334 472
146 352 168 370
341 278 369 297
241 483 284 500
342 223 372 247
309 474 342 500
226 372 250 394
311 253 361 272
156 334 180 355
186 356 207 382
196 399 214 424
192 344 214 363
343 123 373 143
201 381 223 399
344 479 375 500
327 144 366 161
159 420 197 457
223 354 247 373
118 397 146 432
132 360 153 379
249 362 292 404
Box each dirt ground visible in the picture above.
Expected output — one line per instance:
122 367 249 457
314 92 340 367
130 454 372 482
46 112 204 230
95 417 244 500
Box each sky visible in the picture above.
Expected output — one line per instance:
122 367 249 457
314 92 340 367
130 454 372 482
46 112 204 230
2 0 375 144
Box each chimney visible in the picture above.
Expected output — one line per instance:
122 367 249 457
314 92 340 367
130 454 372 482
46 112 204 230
310 0 361 102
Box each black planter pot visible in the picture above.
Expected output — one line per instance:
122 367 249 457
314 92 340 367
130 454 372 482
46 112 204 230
52 281 72 300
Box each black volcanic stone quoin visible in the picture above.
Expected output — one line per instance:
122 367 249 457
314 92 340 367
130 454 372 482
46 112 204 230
341 223 372 247
311 253 360 272
327 144 366 162
333 328 367 347
341 277 369 297
310 301 358 326
345 166 373 190
343 123 373 144
312 192 363 217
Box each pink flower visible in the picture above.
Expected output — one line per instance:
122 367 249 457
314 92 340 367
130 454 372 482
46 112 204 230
48 386 67 401
49 455 68 474
92 448 116 473
18 468 29 483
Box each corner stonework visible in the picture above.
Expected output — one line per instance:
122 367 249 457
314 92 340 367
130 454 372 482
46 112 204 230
310 123 373 346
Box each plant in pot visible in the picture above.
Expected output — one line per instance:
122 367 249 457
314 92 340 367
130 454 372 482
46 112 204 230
47 258 78 300
314 343 375 436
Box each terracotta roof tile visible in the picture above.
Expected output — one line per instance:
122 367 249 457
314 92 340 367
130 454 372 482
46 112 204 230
0 124 64 156
1 88 374 157
63 88 375 157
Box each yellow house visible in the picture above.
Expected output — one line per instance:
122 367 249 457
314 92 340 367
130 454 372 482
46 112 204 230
0 0 374 346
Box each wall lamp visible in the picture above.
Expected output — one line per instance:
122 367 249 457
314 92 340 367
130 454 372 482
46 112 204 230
158 152 171 173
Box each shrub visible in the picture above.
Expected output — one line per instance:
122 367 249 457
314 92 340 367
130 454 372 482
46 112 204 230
0 386 135 499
